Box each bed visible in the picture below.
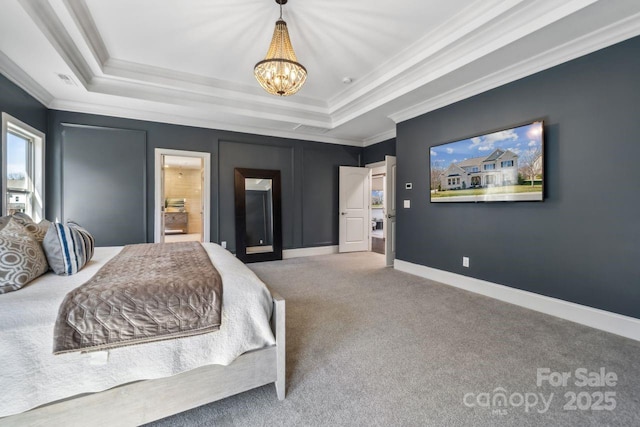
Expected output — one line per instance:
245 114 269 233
0 242 285 426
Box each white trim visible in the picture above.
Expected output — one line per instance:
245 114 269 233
5 0 639 145
47 103 363 148
154 148 211 244
283 245 338 259
2 113 46 221
389 11 640 124
362 129 396 147
394 259 640 342
0 51 54 106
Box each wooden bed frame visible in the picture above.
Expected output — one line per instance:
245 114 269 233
0 293 285 426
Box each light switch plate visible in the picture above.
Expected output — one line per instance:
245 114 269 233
403 200 411 208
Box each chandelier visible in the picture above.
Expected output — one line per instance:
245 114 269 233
254 0 307 96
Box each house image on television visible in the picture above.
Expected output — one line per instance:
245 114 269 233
440 149 519 190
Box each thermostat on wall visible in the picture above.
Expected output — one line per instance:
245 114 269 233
405 183 413 190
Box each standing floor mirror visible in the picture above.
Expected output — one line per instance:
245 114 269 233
234 168 283 263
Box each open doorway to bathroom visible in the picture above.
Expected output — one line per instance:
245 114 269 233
154 149 211 243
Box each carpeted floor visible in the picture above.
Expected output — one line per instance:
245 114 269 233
149 252 640 426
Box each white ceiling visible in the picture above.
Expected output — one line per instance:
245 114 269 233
1 0 640 147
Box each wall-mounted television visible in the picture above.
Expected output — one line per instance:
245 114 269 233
429 120 544 203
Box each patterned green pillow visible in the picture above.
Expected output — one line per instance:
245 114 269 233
0 218 49 294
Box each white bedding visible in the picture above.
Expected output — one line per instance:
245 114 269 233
0 243 275 418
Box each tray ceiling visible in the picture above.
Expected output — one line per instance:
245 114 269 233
1 0 640 146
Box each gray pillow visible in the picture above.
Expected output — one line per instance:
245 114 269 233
11 213 51 243
0 218 49 294
0 215 11 231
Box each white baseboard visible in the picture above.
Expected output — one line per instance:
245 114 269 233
283 245 339 259
394 259 640 342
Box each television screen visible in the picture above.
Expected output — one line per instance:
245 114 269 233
429 121 544 202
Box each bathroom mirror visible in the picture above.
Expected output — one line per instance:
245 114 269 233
234 168 282 263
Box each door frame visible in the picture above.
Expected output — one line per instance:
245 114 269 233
154 148 211 243
366 157 396 266
384 155 397 267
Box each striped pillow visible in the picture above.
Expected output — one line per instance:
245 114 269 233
43 221 95 275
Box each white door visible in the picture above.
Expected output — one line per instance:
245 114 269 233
384 156 397 266
339 166 371 252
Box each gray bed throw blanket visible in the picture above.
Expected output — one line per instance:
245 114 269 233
53 242 223 354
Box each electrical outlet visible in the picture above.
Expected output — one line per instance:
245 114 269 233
221 241 227 249
463 257 470 268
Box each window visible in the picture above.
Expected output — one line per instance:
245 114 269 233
484 164 495 171
2 113 45 221
501 160 514 168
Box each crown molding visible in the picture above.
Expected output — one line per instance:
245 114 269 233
48 100 364 147
327 0 523 114
330 0 600 128
8 0 640 146
84 74 333 129
389 11 640 124
20 0 331 126
18 0 94 87
101 58 328 113
61 0 327 113
61 0 109 66
362 129 396 147
0 51 54 106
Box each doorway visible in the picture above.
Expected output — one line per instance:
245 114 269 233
366 155 396 267
338 166 371 253
154 149 211 243
338 156 396 266
371 173 385 254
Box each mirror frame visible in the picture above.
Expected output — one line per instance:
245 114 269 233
234 168 283 263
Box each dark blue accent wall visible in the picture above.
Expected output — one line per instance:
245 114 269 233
396 36 640 319
46 110 361 250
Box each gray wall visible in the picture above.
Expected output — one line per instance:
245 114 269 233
0 74 48 214
363 138 395 165
47 110 361 251
396 36 640 319
59 124 147 246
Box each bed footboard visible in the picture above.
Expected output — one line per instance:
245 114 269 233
271 291 286 400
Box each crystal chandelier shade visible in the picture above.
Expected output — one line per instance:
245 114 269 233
254 1 307 96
